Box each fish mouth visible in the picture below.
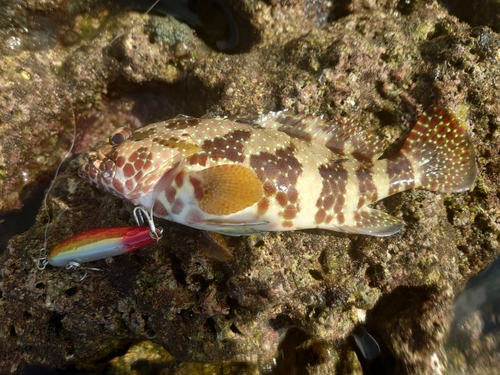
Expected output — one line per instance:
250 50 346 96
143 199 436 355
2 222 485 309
79 146 117 182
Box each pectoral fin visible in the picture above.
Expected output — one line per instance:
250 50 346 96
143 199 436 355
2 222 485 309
190 164 263 216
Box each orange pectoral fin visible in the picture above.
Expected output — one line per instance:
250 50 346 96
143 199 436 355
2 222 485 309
191 165 263 216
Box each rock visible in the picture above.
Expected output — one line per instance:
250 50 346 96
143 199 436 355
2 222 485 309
1 0 499 374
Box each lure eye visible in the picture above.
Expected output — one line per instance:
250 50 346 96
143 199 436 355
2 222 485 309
109 127 132 146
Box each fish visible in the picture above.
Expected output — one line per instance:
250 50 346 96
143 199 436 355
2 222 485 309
78 106 477 236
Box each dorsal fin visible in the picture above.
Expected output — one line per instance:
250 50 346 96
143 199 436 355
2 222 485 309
232 111 387 160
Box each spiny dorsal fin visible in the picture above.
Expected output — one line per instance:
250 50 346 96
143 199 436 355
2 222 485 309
233 111 387 160
191 165 263 215
399 106 477 193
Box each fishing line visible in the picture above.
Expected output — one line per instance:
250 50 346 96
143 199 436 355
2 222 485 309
37 106 77 270
38 1 164 271
111 0 160 43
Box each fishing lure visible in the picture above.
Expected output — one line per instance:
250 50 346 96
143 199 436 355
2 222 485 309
46 225 159 267
38 207 162 269
79 106 477 236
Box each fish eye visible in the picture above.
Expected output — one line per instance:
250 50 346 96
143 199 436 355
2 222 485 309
109 127 132 146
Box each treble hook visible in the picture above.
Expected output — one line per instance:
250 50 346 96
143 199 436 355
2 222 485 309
133 206 163 241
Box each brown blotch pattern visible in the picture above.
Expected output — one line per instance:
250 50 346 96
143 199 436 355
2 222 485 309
315 160 347 224
171 199 185 215
123 163 135 178
202 130 251 163
315 209 326 224
128 152 138 163
129 128 156 141
175 170 185 188
125 179 134 191
257 198 270 214
250 144 303 223
276 114 313 142
134 170 144 184
336 213 345 225
153 199 169 217
134 160 144 170
288 186 298 202
263 181 276 196
185 209 204 224
276 192 288 206
116 156 126 168
356 163 378 209
163 117 202 130
386 153 415 196
153 137 201 154
283 205 297 220
188 152 209 166
165 186 177 204
112 179 124 194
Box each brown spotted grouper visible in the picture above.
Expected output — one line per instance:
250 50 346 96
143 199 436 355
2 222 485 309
79 106 477 236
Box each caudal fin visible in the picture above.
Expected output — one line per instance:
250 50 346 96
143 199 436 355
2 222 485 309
400 106 477 193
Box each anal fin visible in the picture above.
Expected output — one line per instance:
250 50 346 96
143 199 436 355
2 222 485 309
330 207 404 236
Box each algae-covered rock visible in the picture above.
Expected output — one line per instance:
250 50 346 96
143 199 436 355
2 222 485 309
1 0 499 374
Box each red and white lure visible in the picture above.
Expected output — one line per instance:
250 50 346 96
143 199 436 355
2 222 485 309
38 206 162 270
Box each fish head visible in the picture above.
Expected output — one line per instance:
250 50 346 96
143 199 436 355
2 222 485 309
78 124 200 206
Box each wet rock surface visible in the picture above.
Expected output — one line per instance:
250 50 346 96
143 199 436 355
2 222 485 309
1 0 499 374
